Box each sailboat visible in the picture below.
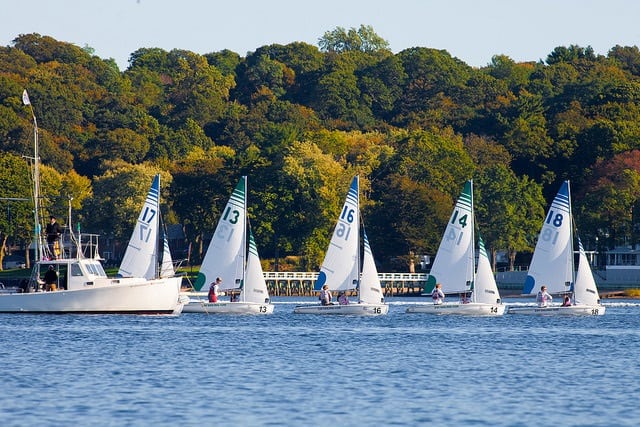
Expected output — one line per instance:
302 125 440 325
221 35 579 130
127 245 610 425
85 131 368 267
182 176 274 314
406 180 505 315
508 181 605 315
294 176 388 315
0 94 184 313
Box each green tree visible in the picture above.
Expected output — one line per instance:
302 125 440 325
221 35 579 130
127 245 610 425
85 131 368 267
82 162 172 245
577 150 640 249
319 25 390 53
169 146 236 263
0 153 33 270
281 140 352 268
475 166 545 270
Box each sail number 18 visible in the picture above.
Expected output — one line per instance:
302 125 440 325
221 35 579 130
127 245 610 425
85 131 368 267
541 210 564 245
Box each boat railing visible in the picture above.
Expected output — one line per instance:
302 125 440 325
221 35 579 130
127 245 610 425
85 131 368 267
59 230 102 260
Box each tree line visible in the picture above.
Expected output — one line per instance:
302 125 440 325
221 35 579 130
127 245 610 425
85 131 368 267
2 26 640 271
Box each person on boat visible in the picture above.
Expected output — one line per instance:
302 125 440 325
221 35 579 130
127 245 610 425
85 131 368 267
208 277 221 303
536 285 553 307
431 283 445 305
562 295 572 307
229 292 238 303
338 291 349 305
44 265 58 292
319 284 332 305
45 215 63 259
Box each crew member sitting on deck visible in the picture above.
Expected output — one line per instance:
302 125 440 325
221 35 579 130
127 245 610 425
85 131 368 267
562 295 572 307
536 285 553 307
319 284 332 305
208 277 221 303
431 283 445 305
338 291 349 305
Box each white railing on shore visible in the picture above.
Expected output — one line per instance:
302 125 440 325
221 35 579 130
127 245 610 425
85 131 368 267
263 272 427 282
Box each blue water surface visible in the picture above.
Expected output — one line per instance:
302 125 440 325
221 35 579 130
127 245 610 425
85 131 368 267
1 297 639 427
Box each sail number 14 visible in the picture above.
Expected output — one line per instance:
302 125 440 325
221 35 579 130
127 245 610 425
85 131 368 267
445 209 468 245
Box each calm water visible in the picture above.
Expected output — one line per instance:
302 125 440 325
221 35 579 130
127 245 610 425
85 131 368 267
1 297 639 427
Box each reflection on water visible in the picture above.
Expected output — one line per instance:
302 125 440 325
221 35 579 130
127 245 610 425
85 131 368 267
1 298 639 426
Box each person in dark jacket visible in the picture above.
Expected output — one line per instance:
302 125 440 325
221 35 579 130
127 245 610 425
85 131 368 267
45 216 63 259
44 265 58 291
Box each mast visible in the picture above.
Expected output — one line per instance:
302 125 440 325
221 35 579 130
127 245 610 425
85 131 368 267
156 174 161 279
567 180 575 292
23 90 44 263
241 175 248 302
470 179 476 303
355 175 361 294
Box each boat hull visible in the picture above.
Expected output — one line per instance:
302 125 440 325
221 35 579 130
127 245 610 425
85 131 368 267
293 303 389 316
0 277 183 314
405 302 506 316
507 304 606 316
183 299 274 314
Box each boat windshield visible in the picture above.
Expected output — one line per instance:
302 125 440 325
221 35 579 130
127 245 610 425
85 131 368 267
70 263 83 277
85 262 107 277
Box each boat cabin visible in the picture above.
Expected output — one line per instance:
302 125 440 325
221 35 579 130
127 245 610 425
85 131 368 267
33 259 109 292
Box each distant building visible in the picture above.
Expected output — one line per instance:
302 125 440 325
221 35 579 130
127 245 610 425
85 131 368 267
2 254 26 269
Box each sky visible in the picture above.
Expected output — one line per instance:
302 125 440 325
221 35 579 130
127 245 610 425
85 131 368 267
2 0 640 71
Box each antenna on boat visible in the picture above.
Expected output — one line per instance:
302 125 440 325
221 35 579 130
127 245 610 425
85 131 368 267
22 89 44 263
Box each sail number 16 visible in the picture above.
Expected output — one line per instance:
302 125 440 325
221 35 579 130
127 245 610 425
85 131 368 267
336 206 355 241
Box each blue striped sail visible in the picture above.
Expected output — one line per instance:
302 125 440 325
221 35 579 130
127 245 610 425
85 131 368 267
118 174 161 280
523 180 573 295
315 176 360 291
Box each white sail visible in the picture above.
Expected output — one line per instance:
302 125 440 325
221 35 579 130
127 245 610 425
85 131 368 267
359 229 384 304
509 181 605 315
406 181 505 315
194 178 246 291
474 235 502 304
575 237 601 306
240 230 270 304
118 174 161 280
295 176 388 315
183 176 273 314
523 181 573 295
160 234 175 278
425 180 475 294
314 176 360 292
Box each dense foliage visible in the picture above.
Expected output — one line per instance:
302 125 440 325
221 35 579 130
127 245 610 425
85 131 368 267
2 27 640 271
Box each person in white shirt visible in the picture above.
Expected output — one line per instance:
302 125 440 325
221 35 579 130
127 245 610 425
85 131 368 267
208 277 221 303
319 284 332 305
536 285 553 307
431 283 445 305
